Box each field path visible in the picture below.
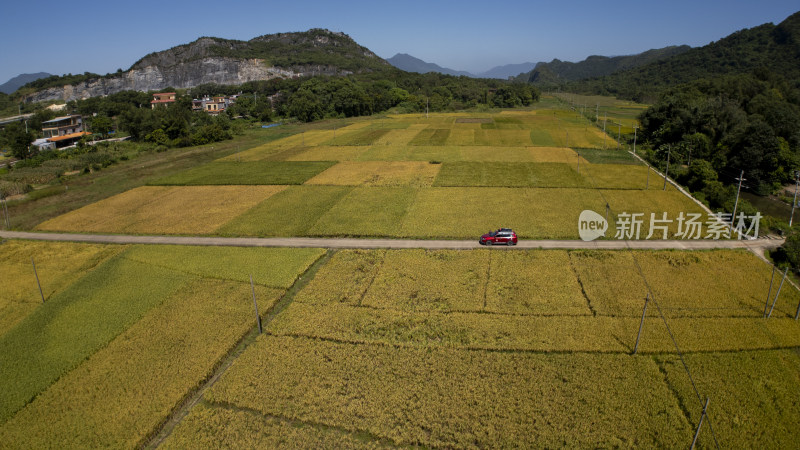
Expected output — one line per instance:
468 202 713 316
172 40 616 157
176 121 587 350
0 230 782 253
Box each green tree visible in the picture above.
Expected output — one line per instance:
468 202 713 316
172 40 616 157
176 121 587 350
287 88 324 122
0 121 36 159
91 115 114 139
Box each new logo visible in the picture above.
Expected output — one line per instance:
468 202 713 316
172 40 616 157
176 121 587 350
578 210 607 241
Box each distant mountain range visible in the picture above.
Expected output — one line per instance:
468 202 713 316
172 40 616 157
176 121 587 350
386 54 536 79
516 46 692 86
564 10 800 100
386 47 689 83
0 72 52 94
11 10 800 104
386 54 473 77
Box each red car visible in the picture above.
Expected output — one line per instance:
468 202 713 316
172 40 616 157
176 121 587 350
480 228 518 246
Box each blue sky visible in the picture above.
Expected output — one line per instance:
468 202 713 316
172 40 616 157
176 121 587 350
1 0 798 83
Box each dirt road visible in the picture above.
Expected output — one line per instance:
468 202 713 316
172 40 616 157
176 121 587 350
0 230 783 254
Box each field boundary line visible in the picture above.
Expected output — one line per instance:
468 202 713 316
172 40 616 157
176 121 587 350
145 251 332 448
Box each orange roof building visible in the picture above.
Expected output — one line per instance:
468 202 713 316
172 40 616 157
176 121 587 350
151 92 176 108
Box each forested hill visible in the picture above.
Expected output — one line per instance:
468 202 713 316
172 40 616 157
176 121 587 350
517 46 690 88
568 11 800 101
131 28 391 74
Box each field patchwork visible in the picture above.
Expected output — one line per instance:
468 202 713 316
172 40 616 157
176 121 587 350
0 241 123 336
36 185 286 235
0 242 325 446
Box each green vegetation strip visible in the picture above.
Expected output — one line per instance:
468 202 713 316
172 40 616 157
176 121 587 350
409 129 450 146
433 162 588 187
150 161 336 185
576 148 640 165
216 186 353 237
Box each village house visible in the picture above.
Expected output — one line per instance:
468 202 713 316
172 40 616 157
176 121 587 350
191 95 237 115
150 92 176 108
41 114 90 148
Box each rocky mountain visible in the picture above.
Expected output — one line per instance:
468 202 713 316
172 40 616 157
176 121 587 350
516 46 691 87
21 29 391 103
386 53 472 77
0 72 52 94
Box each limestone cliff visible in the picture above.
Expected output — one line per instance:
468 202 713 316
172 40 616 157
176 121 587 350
23 29 391 103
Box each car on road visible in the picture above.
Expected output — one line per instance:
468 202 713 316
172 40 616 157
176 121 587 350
480 228 518 246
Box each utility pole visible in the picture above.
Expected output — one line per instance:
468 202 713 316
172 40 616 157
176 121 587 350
732 170 745 226
790 171 799 227
603 114 607 149
633 126 638 154
617 122 621 149
426 97 429 119
663 145 671 191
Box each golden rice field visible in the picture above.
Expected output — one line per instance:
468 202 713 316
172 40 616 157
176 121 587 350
2 238 798 447
0 241 324 447
175 247 799 447
8 106 797 447
305 161 440 186
35 184 702 239
36 185 286 235
34 109 706 240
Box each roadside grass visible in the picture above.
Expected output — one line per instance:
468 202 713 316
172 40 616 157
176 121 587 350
151 161 336 185
36 185 285 235
215 185 352 237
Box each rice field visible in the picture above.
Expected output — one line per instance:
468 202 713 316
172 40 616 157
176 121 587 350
0 241 123 335
2 237 798 447
35 185 286 235
34 108 703 240
151 161 336 185
0 242 325 446
5 103 798 447
305 161 440 186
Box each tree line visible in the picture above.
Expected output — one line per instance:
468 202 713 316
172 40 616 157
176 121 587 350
1 71 540 159
638 70 800 203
